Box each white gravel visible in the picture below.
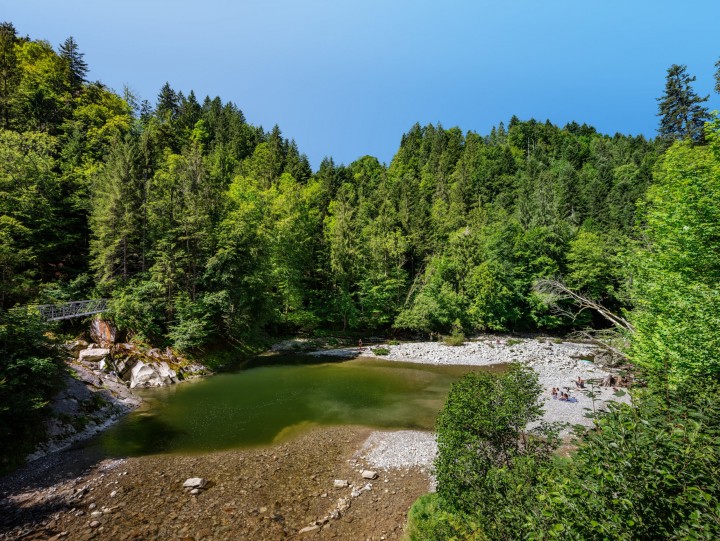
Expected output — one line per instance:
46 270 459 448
352 335 632 472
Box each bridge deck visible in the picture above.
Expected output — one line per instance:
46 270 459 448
37 299 108 321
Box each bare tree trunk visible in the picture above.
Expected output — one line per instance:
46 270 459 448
534 278 635 334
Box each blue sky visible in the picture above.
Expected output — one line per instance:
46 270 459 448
5 0 719 169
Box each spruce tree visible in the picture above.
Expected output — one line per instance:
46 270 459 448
0 22 18 128
58 36 88 91
657 64 709 143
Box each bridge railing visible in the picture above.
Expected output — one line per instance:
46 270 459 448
36 299 109 321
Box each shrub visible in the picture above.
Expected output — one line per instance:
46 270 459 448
434 364 560 536
0 307 64 472
442 319 466 346
531 383 720 540
372 347 390 356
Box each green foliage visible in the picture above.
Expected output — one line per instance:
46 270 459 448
421 379 720 541
657 64 710 144
0 307 63 472
442 319 466 346
405 493 465 541
434 364 560 537
371 347 390 356
631 118 720 385
529 385 720 540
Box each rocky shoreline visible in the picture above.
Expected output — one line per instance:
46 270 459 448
2 334 634 540
313 335 632 434
1 426 428 541
27 328 209 463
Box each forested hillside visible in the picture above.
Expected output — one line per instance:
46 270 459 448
0 23 668 353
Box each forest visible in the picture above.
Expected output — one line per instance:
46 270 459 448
0 24 669 345
1 22 720 538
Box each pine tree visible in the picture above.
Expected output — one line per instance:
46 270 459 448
0 22 18 128
715 57 720 94
58 36 88 91
156 82 179 120
657 64 709 143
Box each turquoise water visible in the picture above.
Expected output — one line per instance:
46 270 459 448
96 356 493 456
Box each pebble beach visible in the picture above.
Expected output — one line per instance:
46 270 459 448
315 335 632 472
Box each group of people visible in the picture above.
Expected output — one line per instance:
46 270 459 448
551 387 575 402
550 376 585 403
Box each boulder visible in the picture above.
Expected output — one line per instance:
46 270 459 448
78 348 110 363
90 318 117 346
66 340 89 357
129 361 178 388
183 477 207 489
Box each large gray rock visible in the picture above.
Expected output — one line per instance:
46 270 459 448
183 477 207 489
130 361 178 388
78 348 110 363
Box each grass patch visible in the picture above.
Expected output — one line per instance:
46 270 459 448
442 334 465 346
404 493 444 541
506 338 523 347
372 347 390 356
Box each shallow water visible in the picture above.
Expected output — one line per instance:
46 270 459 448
95 355 498 456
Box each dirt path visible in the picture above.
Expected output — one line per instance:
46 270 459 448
1 426 431 541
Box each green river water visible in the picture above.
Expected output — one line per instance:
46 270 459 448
95 355 496 456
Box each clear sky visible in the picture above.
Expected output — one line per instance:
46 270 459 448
4 0 719 169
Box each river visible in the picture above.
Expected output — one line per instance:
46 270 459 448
93 355 496 456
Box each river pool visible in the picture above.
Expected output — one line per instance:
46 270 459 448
95 355 498 456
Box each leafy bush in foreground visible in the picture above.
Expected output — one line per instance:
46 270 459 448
529 385 720 540
0 308 64 472
433 364 560 538
411 380 720 540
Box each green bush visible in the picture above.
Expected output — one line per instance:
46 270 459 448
372 347 390 356
530 384 720 540
434 364 560 537
0 307 64 472
442 319 466 346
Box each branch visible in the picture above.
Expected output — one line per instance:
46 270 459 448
534 278 635 334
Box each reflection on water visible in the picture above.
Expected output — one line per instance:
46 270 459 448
93 355 500 456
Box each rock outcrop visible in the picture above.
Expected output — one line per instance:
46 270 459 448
78 347 110 363
128 360 178 388
90 318 118 346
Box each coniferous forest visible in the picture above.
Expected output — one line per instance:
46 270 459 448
2 22 720 539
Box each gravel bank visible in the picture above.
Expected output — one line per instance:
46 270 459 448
350 335 632 472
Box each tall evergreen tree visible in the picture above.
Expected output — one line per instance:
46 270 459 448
0 22 18 129
657 64 709 143
58 36 88 91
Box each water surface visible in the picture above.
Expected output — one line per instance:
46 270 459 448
96 355 496 456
